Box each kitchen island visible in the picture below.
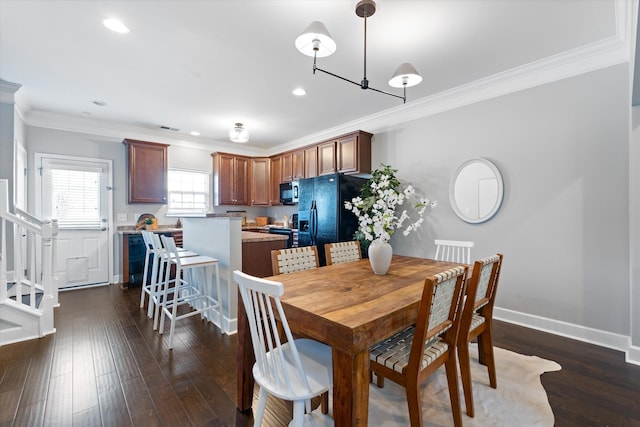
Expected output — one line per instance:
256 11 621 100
181 215 287 334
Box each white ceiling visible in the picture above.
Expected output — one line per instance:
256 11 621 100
0 0 623 152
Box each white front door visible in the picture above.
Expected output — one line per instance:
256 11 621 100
37 154 112 289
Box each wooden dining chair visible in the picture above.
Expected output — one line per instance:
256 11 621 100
457 253 503 417
434 239 474 264
233 270 332 427
324 240 361 266
369 265 468 427
271 246 319 275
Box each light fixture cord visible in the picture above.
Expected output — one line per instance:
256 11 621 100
362 15 368 89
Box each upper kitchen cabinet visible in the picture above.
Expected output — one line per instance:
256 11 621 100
317 130 372 176
304 146 318 178
317 141 337 176
281 150 304 182
269 155 282 205
212 152 250 205
337 130 372 174
250 158 270 206
123 139 169 204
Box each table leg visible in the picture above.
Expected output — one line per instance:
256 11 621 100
236 289 255 411
332 348 369 427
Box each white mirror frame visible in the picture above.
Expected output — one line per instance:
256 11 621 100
449 158 504 224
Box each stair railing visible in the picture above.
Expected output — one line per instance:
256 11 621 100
0 179 58 319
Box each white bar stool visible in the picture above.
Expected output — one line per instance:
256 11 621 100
158 235 222 349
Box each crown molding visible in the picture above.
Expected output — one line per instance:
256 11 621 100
0 80 22 104
24 109 269 157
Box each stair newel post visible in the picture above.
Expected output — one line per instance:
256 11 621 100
41 219 59 310
0 180 8 302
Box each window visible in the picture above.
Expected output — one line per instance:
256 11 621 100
167 169 210 214
41 158 107 229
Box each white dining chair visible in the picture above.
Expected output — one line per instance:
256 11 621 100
434 239 474 264
233 270 333 427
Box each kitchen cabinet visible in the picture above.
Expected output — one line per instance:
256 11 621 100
269 155 282 205
304 146 318 178
212 152 250 205
317 130 372 176
318 141 337 176
337 131 372 174
123 139 169 204
281 150 305 182
250 158 270 206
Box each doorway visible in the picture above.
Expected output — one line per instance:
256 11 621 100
36 153 113 289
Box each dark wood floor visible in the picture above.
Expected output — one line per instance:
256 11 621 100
1 284 639 426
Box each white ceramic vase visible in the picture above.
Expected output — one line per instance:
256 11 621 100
368 240 393 275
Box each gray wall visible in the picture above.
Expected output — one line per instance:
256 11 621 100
373 64 630 337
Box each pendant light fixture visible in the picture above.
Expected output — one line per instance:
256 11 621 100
229 123 249 143
295 0 422 103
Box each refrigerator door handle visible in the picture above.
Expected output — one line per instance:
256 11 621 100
312 205 318 244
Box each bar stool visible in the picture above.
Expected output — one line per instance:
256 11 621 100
158 235 222 349
146 233 199 328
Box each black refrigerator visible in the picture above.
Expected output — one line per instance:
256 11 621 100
297 173 367 266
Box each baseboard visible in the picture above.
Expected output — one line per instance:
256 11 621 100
494 307 632 359
627 345 640 366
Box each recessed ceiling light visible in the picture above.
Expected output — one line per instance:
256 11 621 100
190 131 200 136
93 100 107 106
103 18 130 34
292 88 306 96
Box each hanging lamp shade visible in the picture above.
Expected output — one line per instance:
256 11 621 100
295 21 337 58
388 62 422 88
229 123 249 143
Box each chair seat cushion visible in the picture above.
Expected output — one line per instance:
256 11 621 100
370 326 448 374
470 313 486 331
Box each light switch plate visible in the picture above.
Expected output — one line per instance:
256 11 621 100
117 213 127 222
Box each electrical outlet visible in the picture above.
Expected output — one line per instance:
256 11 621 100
117 213 127 222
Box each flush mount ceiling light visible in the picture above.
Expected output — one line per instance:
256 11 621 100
103 18 130 34
295 0 422 103
229 123 249 143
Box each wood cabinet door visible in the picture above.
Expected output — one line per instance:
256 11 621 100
337 134 358 174
318 141 337 176
270 156 282 205
304 146 318 178
251 158 270 206
234 156 250 205
124 139 169 204
292 150 305 180
216 153 236 205
281 152 293 182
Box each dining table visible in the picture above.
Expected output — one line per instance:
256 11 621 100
235 254 464 427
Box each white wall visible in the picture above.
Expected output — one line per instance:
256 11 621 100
374 64 631 344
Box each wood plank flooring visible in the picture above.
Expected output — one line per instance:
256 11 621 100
1 284 639 426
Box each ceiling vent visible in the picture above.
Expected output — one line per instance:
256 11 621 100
159 125 179 131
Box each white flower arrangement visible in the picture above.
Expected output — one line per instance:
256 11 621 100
344 164 437 245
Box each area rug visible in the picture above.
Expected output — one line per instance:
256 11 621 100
307 346 561 426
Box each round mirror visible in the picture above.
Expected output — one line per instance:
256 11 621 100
449 158 504 224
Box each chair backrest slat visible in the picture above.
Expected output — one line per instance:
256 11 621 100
434 239 474 264
271 246 319 275
325 241 361 266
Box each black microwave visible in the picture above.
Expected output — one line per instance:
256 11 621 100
279 181 299 205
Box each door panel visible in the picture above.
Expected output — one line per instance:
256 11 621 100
39 155 111 288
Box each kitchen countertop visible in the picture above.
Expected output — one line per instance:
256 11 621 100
117 226 183 235
242 231 289 243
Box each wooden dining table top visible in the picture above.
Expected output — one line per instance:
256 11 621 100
266 255 464 353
